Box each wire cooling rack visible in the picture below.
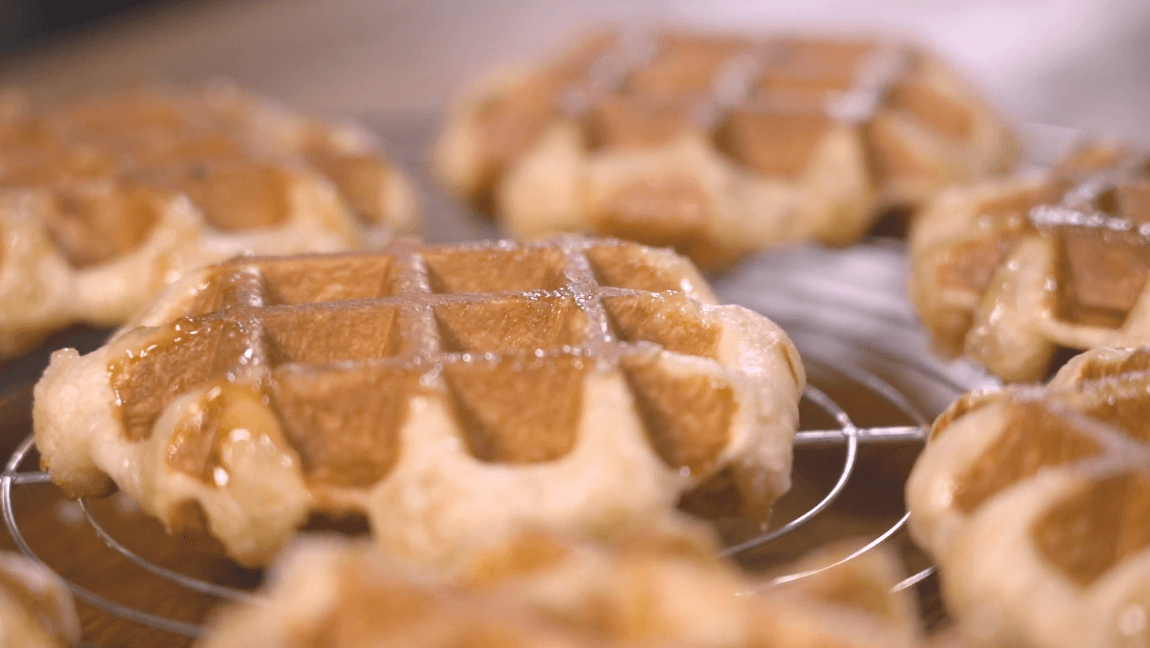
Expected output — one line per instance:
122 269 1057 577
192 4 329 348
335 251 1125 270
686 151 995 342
0 351 970 639
0 113 999 642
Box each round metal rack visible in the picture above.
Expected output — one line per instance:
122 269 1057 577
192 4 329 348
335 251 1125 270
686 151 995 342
0 343 972 639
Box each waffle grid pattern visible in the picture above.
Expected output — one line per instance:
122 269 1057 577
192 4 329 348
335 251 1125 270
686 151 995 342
906 346 1150 648
112 237 736 480
35 236 802 568
557 30 909 132
909 146 1150 381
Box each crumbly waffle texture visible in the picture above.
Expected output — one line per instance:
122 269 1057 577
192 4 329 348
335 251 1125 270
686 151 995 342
33 237 804 569
0 551 80 648
0 84 419 358
198 526 923 648
906 345 1150 648
909 142 1150 381
435 29 1018 268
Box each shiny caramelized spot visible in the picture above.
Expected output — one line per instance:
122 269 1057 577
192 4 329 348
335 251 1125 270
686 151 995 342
622 355 734 474
587 95 694 149
165 383 279 485
1079 384 1150 445
886 81 973 141
585 244 683 293
271 365 417 488
715 111 831 178
1033 470 1150 586
0 562 74 645
110 319 226 441
306 151 388 224
1058 229 1150 325
434 297 586 354
602 295 719 358
934 185 1062 292
253 255 394 304
41 184 164 268
443 357 586 463
262 304 403 365
937 234 1022 294
1069 348 1150 381
423 247 567 293
592 175 711 248
952 401 1104 513
1115 179 1150 224
179 162 291 231
178 268 229 317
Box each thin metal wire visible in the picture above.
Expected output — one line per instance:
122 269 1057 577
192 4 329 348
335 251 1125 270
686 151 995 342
893 565 937 592
77 499 255 602
756 511 913 590
721 384 860 557
0 436 202 638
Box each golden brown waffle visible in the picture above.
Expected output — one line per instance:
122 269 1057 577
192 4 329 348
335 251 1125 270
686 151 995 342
906 345 1150 648
0 552 80 648
197 527 923 648
0 84 418 357
34 237 804 568
435 29 1017 268
909 143 1150 381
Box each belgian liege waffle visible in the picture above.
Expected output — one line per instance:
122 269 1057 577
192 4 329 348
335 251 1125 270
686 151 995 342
198 527 923 648
435 29 1018 267
906 346 1150 648
0 552 79 648
0 84 418 357
33 237 804 568
909 143 1150 381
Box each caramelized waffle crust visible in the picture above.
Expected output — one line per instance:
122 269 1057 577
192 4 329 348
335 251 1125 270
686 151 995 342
435 29 1017 268
34 237 804 568
0 84 418 357
909 143 1150 381
0 552 79 648
906 346 1150 648
198 527 923 648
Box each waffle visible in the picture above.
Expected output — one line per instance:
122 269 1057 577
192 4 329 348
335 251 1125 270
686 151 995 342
435 29 1017 268
908 143 1150 381
906 345 1150 648
0 552 80 648
198 526 922 648
34 236 804 568
0 84 418 357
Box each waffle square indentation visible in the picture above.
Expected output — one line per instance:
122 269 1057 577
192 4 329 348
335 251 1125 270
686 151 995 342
271 364 418 488
434 297 587 354
253 255 395 305
602 295 719 358
423 247 568 294
262 304 403 365
585 244 685 293
443 356 587 463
